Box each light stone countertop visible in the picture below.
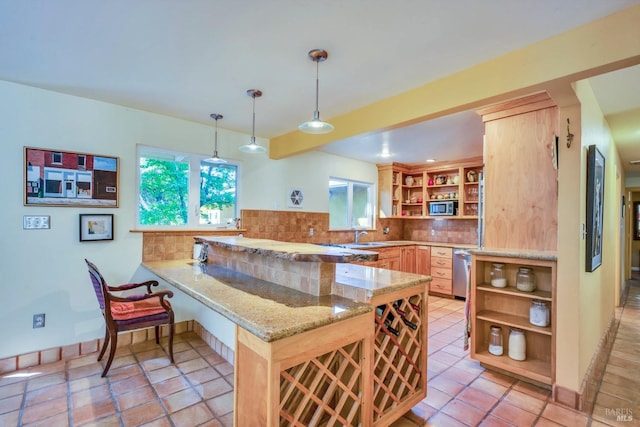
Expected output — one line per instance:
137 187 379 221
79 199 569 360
334 240 477 250
467 248 558 261
142 259 431 342
334 263 432 299
143 259 372 342
197 236 379 263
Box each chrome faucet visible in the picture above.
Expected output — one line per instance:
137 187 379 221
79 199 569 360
355 230 368 244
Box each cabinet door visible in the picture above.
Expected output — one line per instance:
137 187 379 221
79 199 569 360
415 246 431 275
400 246 416 273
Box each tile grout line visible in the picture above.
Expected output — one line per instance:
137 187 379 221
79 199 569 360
129 341 177 427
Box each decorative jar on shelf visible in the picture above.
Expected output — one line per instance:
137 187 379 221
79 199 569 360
516 267 536 292
488 325 504 356
529 300 549 327
508 328 526 361
405 176 414 186
490 263 507 288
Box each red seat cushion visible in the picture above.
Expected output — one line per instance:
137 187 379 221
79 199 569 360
110 297 169 320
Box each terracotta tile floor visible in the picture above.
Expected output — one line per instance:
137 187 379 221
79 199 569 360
1 275 638 426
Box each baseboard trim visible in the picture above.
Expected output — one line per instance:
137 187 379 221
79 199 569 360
574 310 619 413
0 319 235 375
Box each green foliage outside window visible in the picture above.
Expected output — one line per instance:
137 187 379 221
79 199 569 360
138 150 237 227
139 158 189 225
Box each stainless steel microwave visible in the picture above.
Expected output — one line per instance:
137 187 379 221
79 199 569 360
429 200 457 216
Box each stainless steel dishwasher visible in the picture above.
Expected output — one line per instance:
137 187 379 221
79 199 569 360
453 249 471 299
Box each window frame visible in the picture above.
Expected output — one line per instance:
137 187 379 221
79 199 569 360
328 176 376 231
136 145 240 229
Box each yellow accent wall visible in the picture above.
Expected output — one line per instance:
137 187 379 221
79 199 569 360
269 3 640 396
269 4 640 160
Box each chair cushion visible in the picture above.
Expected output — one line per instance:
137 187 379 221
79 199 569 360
111 297 170 320
114 311 170 327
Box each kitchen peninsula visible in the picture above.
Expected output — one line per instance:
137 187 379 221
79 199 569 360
142 236 432 426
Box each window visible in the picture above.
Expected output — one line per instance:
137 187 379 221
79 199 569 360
51 152 62 164
329 177 374 230
137 146 238 227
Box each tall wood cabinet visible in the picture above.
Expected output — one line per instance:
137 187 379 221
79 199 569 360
470 251 556 386
477 92 558 251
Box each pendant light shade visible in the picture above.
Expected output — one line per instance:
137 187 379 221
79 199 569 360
239 89 267 153
203 113 227 163
299 49 334 134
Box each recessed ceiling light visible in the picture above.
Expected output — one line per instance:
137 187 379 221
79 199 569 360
426 158 436 163
630 160 640 165
378 152 392 158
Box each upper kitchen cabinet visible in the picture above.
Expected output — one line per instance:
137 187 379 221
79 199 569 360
377 157 483 220
477 93 558 251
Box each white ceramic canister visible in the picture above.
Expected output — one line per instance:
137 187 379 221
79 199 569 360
508 328 526 361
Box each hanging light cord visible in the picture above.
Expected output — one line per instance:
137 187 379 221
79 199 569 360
251 94 256 144
214 118 219 153
314 59 320 120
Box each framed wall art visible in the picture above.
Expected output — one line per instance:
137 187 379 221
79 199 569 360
585 145 605 272
24 147 119 207
79 214 114 242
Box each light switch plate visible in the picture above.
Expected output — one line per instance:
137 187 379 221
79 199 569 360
23 215 51 229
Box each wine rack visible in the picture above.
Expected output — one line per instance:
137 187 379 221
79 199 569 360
280 341 363 426
371 288 428 425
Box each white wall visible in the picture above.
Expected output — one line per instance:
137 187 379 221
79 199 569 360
0 81 376 358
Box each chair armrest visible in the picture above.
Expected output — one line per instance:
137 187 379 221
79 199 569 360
110 290 174 312
108 280 159 294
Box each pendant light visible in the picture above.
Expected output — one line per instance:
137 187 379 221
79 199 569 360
299 49 334 134
203 113 227 163
239 89 267 153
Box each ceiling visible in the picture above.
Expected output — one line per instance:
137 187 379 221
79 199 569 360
1 0 639 176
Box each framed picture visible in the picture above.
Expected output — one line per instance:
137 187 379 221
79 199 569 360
24 147 119 207
585 145 605 272
80 214 114 242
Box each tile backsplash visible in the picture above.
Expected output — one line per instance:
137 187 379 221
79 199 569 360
142 210 477 261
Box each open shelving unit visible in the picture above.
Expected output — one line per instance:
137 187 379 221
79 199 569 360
470 253 557 386
377 157 483 219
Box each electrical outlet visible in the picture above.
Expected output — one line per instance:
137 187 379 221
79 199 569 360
431 229 435 236
309 227 314 237
23 216 51 229
33 313 45 328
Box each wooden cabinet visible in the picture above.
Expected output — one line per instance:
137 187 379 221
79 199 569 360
430 246 453 295
470 252 556 386
477 93 557 251
377 157 483 220
461 165 483 216
415 246 431 275
399 171 426 217
361 247 402 271
400 246 416 273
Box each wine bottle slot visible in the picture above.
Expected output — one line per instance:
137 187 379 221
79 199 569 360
402 318 418 330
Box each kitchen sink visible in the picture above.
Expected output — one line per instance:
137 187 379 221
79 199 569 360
340 242 387 248
316 242 387 249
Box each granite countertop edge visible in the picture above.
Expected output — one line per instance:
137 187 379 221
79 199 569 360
467 248 558 261
142 260 375 342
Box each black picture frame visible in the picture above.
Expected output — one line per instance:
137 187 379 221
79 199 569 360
585 145 605 272
79 214 114 242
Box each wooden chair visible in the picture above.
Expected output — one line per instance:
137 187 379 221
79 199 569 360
85 259 175 377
